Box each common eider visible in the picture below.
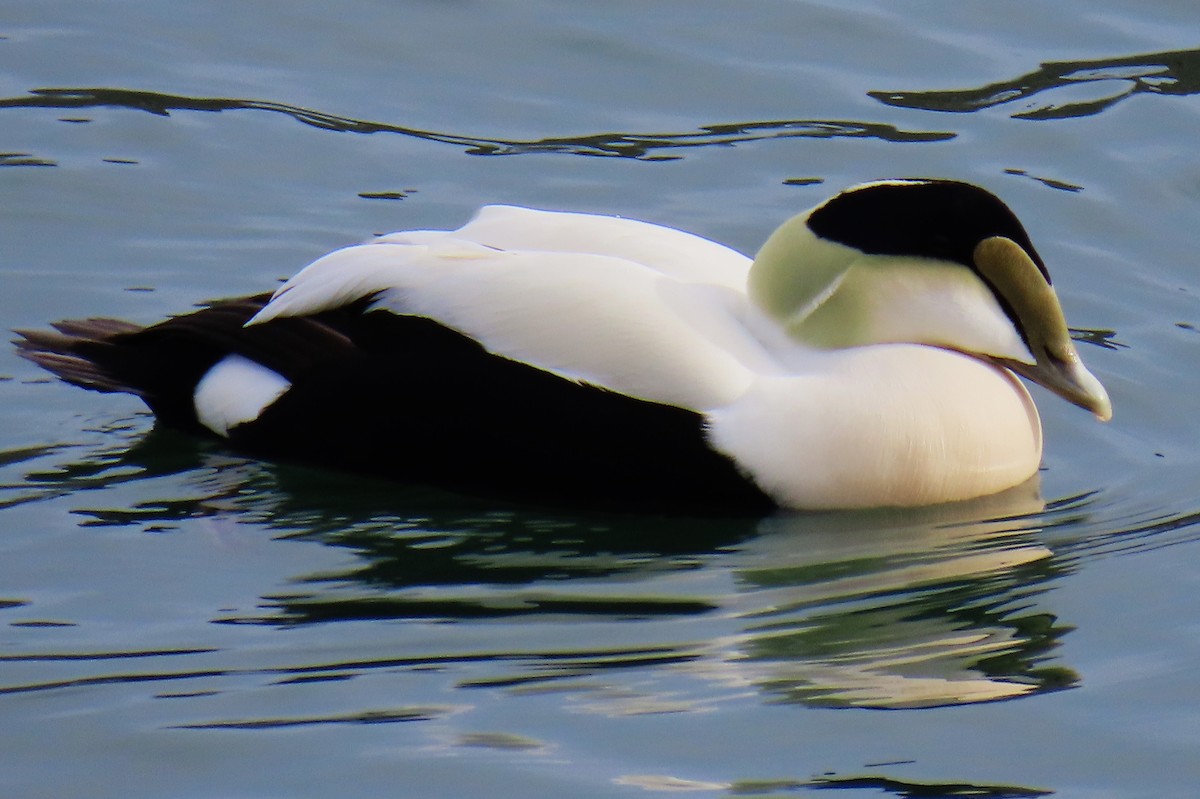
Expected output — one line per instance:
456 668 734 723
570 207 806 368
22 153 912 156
15 180 1111 511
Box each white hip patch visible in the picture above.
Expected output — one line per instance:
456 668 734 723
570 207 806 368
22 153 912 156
193 354 292 437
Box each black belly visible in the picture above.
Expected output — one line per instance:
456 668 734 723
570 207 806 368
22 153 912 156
20 295 774 513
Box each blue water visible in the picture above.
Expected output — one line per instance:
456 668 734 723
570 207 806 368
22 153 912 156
4 2 1200 797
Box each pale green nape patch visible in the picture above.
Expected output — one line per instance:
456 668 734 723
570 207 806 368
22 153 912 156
746 217 1032 360
747 212 855 329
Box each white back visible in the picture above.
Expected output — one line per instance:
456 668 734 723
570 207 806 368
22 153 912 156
252 228 769 410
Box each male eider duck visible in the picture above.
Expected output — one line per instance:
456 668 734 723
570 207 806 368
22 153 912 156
15 179 1110 511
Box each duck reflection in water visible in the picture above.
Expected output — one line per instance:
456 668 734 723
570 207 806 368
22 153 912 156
37 428 1074 712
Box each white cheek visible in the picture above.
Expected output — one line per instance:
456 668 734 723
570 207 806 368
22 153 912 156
859 260 1035 363
194 355 292 437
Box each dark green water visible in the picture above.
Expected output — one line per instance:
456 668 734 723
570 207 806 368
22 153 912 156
4 2 1200 797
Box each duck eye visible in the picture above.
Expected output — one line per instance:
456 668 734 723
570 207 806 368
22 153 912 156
920 232 961 263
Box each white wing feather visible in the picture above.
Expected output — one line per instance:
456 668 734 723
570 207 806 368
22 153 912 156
443 205 752 288
250 210 769 411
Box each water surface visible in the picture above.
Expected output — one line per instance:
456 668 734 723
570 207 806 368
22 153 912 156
4 1 1200 797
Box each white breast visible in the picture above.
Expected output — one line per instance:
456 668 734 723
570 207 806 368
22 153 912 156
707 346 1043 509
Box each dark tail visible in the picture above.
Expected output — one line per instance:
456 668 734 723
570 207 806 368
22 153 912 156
14 318 147 395
13 296 275 431
13 294 359 433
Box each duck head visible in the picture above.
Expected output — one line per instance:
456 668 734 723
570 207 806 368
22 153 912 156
748 179 1112 421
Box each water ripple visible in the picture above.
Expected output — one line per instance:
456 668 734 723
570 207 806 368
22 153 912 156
1 87 954 161
0 151 56 167
617 772 1052 797
171 706 458 730
871 47 1200 120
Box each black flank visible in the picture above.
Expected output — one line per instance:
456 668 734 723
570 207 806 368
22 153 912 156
15 297 774 513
